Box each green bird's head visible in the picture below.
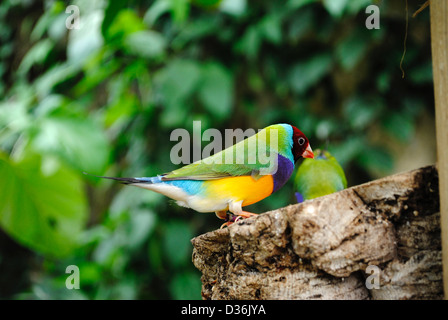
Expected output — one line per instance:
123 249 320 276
294 149 347 203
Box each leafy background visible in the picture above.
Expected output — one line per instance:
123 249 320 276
0 0 435 299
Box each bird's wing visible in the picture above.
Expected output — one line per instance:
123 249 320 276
162 133 279 181
161 162 263 181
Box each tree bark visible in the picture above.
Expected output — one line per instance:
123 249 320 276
191 165 443 299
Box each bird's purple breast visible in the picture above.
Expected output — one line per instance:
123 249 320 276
272 154 294 193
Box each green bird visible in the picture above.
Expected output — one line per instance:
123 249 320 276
294 149 347 203
91 124 313 227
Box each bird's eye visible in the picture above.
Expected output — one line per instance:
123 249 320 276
298 137 305 145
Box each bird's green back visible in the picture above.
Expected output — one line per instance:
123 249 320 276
163 124 293 181
294 149 347 201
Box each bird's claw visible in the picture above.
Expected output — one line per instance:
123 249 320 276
219 212 256 228
220 213 238 229
220 221 232 229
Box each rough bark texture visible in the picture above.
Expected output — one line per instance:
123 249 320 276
191 165 443 300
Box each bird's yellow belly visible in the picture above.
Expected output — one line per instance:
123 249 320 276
203 175 274 207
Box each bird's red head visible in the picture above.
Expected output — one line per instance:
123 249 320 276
291 125 314 162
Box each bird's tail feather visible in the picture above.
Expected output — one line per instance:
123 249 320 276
83 172 158 184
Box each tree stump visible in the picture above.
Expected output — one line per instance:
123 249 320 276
191 165 443 299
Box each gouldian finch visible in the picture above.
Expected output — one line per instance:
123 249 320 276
92 124 313 226
294 149 347 203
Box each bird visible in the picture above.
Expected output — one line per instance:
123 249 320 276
89 124 313 227
294 149 346 203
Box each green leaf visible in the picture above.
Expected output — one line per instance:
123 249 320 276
48 14 68 42
155 59 201 127
315 118 338 140
31 114 110 174
198 62 233 120
357 144 393 175
127 210 157 249
402 96 424 118
0 152 88 258
219 0 247 16
382 112 415 142
328 136 364 167
0 99 31 140
124 30 166 59
343 95 383 130
289 53 332 94
192 0 221 8
156 59 201 102
323 0 349 18
345 0 372 15
287 0 318 10
144 0 171 27
376 70 391 93
287 8 314 42
29 1 65 41
235 25 261 60
74 50 121 95
409 60 433 84
169 272 202 300
17 39 54 76
160 102 190 128
102 0 128 39
336 31 369 70
260 14 282 45
34 63 80 99
67 10 104 66
107 9 146 40
104 91 138 128
170 0 190 23
163 221 194 267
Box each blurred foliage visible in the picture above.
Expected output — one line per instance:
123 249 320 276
0 0 434 299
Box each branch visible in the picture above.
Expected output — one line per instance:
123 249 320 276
192 165 442 299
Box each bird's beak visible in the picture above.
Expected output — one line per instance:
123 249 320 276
302 144 314 159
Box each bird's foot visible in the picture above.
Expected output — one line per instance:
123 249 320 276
219 213 239 229
238 211 258 219
220 221 233 229
219 211 257 228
